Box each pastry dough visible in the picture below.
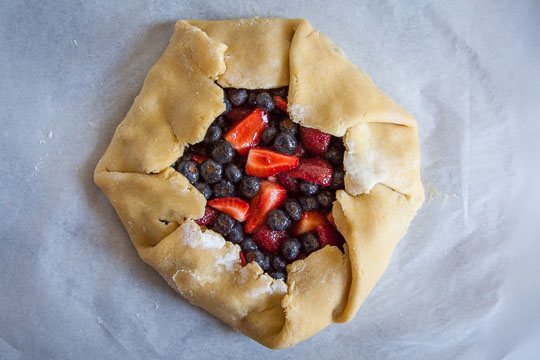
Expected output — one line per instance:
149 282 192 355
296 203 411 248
94 18 424 349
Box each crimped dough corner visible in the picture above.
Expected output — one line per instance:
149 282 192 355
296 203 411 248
94 18 424 349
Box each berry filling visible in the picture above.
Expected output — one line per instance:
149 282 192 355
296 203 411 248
172 87 345 281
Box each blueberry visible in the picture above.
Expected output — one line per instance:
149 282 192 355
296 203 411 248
194 182 212 199
200 159 223 184
301 233 320 254
179 149 193 163
270 87 288 97
324 147 343 166
261 126 278 145
246 250 270 270
330 170 345 190
269 271 287 282
299 196 319 211
256 92 275 112
281 238 301 262
223 95 232 114
211 139 235 163
227 88 248 106
212 213 235 236
240 176 260 198
273 132 297 154
271 256 287 272
261 254 271 271
247 91 259 106
213 116 227 130
284 198 303 221
225 164 242 183
176 160 199 184
227 221 244 244
299 180 319 196
267 210 291 231
213 180 235 197
317 190 335 209
204 125 222 144
240 237 258 252
279 119 297 135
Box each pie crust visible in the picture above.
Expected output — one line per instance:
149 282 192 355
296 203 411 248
94 18 424 349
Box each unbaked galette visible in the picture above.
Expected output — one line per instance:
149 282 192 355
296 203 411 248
94 18 424 349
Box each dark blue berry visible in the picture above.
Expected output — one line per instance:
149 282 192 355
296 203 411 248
225 164 242 183
299 180 319 196
281 238 301 261
213 116 227 130
271 256 287 272
177 160 199 184
194 182 212 199
261 126 278 145
284 198 303 221
213 180 235 198
247 91 259 106
179 149 193 163
269 271 287 281
227 88 248 106
200 159 223 184
261 254 271 271
212 213 235 236
270 87 288 97
256 92 275 112
279 119 297 135
227 222 244 244
273 132 297 154
223 95 232 114
299 196 319 211
301 233 320 254
324 147 343 166
240 176 260 198
204 125 222 144
267 209 291 231
246 250 270 270
330 170 345 190
240 237 258 252
211 139 235 163
317 190 335 209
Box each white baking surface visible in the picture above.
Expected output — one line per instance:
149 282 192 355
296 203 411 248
1 1 539 359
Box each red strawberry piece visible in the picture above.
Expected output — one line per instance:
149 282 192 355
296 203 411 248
208 197 250 222
191 154 208 165
224 108 269 155
286 158 333 186
252 224 288 255
273 96 288 112
316 222 345 248
245 147 299 177
300 126 331 156
239 250 247 266
293 210 328 236
327 212 337 227
244 180 287 233
293 144 306 157
224 107 252 123
194 206 219 226
275 172 300 194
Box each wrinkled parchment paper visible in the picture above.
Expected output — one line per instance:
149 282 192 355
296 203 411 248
1 1 539 359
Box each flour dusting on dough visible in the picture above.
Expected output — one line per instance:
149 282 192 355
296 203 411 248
180 221 225 249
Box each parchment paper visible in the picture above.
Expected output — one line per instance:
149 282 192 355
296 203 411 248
1 0 539 359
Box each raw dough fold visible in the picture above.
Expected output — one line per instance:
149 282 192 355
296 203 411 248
94 18 424 349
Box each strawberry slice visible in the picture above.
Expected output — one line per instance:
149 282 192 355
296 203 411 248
327 212 336 227
239 250 247 266
208 197 250 222
224 107 252 123
300 126 331 156
286 158 333 186
273 96 288 112
316 222 345 248
191 154 208 165
244 180 287 233
245 147 299 177
252 224 288 255
195 206 219 226
275 172 300 194
293 210 328 236
224 108 269 155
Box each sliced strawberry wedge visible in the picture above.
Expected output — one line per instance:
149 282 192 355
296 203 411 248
293 210 328 236
195 206 219 226
273 96 288 112
286 158 333 186
191 154 208 165
245 147 299 177
224 108 269 155
224 107 252 123
300 126 331 155
208 197 250 222
252 224 288 255
239 250 247 266
275 172 300 194
244 180 287 233
316 222 345 248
